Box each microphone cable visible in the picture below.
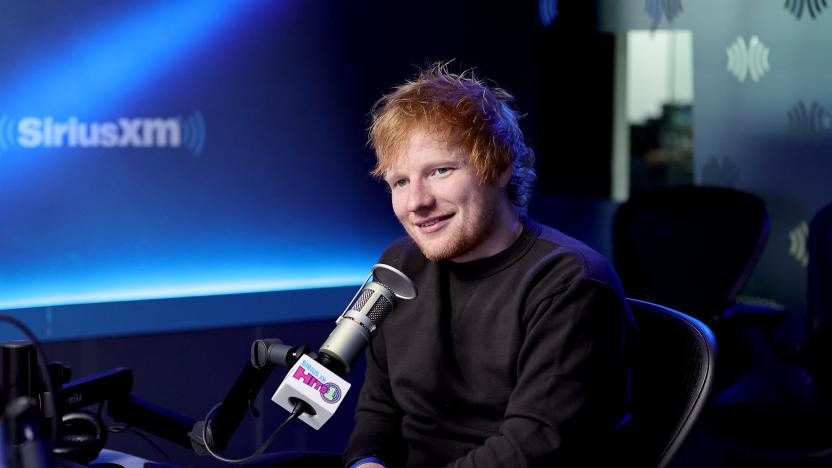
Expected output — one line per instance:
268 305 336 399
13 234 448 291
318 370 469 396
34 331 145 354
200 398 312 464
96 401 173 464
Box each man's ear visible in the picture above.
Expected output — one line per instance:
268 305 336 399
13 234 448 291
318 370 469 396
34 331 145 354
498 165 512 188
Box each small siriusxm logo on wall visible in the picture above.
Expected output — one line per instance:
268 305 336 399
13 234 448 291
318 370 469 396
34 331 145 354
785 0 828 20
644 0 683 28
726 36 770 83
0 111 206 156
700 156 740 188
788 100 832 138
789 221 810 267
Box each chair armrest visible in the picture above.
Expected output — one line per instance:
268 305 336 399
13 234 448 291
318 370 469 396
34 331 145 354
719 303 788 331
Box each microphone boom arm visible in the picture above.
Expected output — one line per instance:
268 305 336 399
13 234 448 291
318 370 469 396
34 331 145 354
106 340 309 454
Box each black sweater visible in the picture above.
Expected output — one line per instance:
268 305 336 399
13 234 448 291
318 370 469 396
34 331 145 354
344 219 634 467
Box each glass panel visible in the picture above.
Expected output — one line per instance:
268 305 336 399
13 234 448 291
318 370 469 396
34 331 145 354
615 30 694 199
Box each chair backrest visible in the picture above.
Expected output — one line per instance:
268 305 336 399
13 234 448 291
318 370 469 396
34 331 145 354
809 202 832 341
807 202 832 410
626 298 717 468
613 186 769 322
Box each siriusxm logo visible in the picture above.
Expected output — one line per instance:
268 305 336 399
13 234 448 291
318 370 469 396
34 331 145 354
0 112 206 155
726 36 770 83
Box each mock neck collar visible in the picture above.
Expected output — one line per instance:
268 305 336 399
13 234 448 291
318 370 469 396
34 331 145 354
442 217 541 280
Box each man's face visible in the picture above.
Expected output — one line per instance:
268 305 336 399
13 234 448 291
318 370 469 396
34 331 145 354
384 130 507 262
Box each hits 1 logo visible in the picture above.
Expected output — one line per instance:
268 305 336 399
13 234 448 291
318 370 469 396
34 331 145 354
291 367 343 404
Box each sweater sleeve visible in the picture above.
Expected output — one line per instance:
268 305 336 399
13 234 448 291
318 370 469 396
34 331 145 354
343 328 407 467
447 279 632 467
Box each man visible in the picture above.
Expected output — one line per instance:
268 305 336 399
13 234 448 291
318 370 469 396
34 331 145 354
344 64 634 467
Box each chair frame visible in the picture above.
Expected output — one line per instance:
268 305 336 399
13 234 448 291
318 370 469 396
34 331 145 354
614 186 770 322
626 298 718 468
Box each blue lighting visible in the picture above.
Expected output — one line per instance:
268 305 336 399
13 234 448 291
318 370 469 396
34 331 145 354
0 0 262 116
0 243 388 311
0 0 404 325
0 275 366 311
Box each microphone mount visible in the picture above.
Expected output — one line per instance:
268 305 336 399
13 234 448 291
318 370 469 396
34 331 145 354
1 338 313 464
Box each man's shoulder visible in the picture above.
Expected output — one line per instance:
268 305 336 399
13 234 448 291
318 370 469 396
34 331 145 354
526 220 624 293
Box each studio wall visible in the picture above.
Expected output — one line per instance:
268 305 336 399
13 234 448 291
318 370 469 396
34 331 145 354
595 0 832 345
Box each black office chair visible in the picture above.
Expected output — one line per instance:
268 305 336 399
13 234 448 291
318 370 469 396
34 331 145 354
626 298 717 468
613 186 778 386
804 202 832 412
613 186 771 324
707 202 832 464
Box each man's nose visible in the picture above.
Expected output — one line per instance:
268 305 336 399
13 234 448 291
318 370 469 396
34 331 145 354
407 180 435 212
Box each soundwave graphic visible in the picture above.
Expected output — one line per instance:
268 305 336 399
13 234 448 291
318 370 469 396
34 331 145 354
700 156 740 187
788 100 832 137
663 0 683 21
645 0 683 27
785 0 828 19
789 221 809 267
726 35 770 82
645 0 662 26
0 115 18 153
181 111 206 156
538 0 559 27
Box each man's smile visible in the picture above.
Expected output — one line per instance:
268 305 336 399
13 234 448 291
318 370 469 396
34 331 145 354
413 213 455 234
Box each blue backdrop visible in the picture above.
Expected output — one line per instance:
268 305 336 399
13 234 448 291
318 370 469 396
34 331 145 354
0 0 403 316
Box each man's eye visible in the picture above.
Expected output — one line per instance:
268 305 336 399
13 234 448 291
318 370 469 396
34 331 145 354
432 167 452 176
393 179 408 188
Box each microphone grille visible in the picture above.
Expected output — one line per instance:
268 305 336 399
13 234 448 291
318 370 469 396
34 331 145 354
350 289 375 312
367 295 392 325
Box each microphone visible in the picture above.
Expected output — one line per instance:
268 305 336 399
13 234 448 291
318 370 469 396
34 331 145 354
271 263 416 429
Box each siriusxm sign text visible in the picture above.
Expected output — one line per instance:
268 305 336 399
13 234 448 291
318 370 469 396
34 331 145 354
0 112 206 155
18 117 180 148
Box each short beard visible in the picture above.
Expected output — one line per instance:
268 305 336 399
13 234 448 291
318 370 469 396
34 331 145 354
409 192 499 262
